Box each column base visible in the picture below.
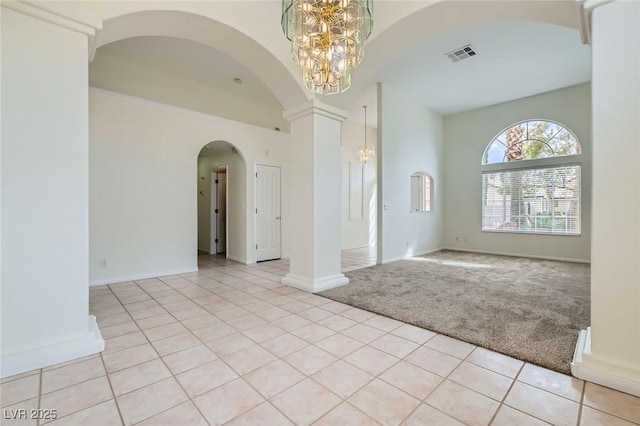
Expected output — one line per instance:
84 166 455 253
572 327 640 397
0 315 105 379
281 273 349 293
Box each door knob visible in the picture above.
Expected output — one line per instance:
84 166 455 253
275 216 281 220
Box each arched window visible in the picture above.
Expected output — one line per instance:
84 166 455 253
481 120 582 235
410 172 433 212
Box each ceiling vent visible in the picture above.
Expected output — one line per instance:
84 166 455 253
445 45 477 63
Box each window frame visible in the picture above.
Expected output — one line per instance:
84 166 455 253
481 119 583 236
410 172 433 213
481 119 582 165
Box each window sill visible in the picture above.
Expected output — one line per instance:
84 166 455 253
482 229 582 237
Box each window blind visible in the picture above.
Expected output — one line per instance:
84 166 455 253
482 165 581 234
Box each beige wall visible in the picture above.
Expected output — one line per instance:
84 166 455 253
443 83 592 262
378 83 445 262
90 52 289 132
89 89 290 285
341 120 377 250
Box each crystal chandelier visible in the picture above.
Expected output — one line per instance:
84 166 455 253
358 105 374 164
282 0 373 95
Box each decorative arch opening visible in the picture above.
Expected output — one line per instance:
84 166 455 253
197 140 246 258
335 0 583 103
94 10 308 109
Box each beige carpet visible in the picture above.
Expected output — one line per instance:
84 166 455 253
320 250 590 374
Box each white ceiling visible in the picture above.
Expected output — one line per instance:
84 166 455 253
97 36 283 109
376 20 591 115
94 18 590 127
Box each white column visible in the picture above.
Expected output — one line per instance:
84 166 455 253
1 6 104 377
571 0 640 397
281 100 349 292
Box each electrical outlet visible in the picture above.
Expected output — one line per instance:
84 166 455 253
99 259 106 267
455 236 459 242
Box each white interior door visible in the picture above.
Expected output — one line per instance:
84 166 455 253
210 171 227 255
256 165 281 261
216 172 227 254
210 172 217 254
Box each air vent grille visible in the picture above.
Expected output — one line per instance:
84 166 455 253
445 45 477 62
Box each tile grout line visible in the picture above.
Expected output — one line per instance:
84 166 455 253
99 351 127 426
79 256 636 426
110 281 212 425
377 330 447 425
98 286 131 425
178 269 313 425
576 379 586 426
35 291 123 425
405 337 474 425
501 361 580 425
36 368 42 426
165 269 375 424
488 360 526 425
125 270 330 425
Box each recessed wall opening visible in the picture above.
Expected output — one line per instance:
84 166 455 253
341 97 378 270
197 141 245 258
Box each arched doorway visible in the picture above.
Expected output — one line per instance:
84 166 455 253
93 9 308 110
197 141 246 259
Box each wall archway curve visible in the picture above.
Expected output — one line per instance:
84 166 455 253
94 9 308 109
198 140 247 165
341 0 584 104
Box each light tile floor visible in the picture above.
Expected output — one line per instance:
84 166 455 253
2 251 639 426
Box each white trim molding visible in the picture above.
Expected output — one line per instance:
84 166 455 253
281 273 349 293
283 99 348 123
1 1 101 57
0 316 104 379
227 255 250 265
381 248 443 265
442 247 590 264
577 0 618 45
572 327 640 397
90 267 198 286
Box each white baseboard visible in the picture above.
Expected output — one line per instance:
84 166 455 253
572 327 640 397
282 273 349 293
227 255 249 264
0 316 104 379
381 247 443 264
89 267 198 286
442 247 590 264
342 244 373 251
412 248 443 257
380 256 405 264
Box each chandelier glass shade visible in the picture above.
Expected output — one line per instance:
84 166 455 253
282 0 373 95
358 105 374 164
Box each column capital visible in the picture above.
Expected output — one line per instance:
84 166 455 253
581 0 616 11
577 0 617 44
283 99 349 123
2 1 102 59
2 1 101 36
